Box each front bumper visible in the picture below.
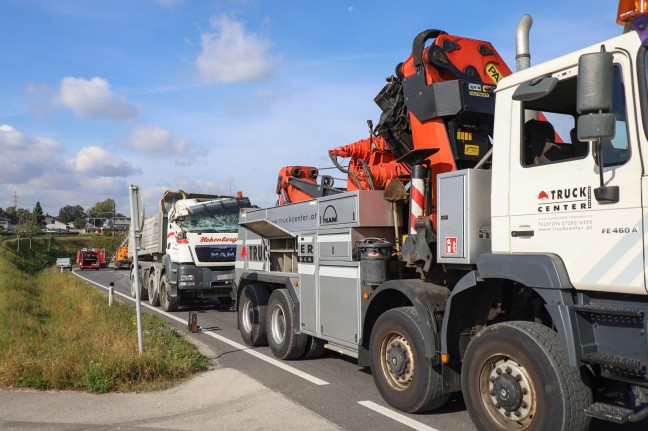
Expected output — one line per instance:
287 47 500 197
177 265 235 295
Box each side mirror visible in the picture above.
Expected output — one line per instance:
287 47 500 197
576 51 619 205
577 52 615 141
577 112 616 141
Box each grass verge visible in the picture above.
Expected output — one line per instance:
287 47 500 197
0 244 208 393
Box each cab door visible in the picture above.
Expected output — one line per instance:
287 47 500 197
507 54 645 295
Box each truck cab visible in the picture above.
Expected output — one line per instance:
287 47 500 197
490 31 645 295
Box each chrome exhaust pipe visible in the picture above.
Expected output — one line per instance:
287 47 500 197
516 14 533 72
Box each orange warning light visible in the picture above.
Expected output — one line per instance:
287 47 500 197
441 353 449 363
617 0 648 25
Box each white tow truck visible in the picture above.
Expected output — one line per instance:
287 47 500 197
233 3 648 430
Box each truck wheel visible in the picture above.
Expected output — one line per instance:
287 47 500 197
238 284 269 347
159 274 179 312
302 336 326 359
148 273 160 306
129 270 137 298
369 306 449 413
266 289 308 360
129 269 149 300
461 321 591 431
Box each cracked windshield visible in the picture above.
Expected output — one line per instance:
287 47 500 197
180 204 239 234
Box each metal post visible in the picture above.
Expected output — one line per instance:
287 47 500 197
108 282 114 306
129 185 144 354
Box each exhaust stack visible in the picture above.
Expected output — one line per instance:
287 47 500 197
516 14 533 72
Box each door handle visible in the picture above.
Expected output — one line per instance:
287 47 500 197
511 230 534 237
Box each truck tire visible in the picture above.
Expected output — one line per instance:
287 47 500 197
266 289 308 360
302 336 326 359
238 284 270 347
159 274 179 312
461 321 592 431
148 272 160 306
129 269 149 300
369 306 449 413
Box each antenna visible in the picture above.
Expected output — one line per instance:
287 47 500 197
10 190 18 208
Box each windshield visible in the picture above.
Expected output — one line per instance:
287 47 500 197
179 199 246 233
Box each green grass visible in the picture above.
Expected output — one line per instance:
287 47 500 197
0 239 208 393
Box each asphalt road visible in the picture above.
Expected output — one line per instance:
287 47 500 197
74 268 645 431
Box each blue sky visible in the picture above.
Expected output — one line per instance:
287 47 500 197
0 0 622 216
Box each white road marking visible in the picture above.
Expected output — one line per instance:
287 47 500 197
73 271 329 386
358 401 440 431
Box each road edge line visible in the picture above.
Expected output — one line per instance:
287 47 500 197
357 401 440 431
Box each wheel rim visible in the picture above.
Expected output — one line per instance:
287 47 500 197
149 278 155 296
241 298 253 334
160 282 167 307
379 330 414 391
270 304 286 344
479 354 536 429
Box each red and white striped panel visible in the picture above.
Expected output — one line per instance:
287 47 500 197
409 177 425 234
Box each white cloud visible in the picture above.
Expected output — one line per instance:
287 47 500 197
195 15 280 84
124 125 208 164
0 125 137 214
68 146 140 177
127 125 186 155
56 76 138 122
0 125 65 184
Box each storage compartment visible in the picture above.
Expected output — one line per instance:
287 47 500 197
269 238 297 272
437 169 491 264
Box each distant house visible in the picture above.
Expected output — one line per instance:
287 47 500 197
0 217 10 232
113 216 130 232
44 214 71 232
85 216 130 234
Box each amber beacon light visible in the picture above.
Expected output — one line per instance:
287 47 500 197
617 0 648 25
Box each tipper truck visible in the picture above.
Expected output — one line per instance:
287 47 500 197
234 3 648 430
130 190 251 311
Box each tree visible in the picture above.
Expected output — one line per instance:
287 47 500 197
87 199 116 218
73 218 87 229
4 206 18 224
33 202 46 229
13 208 32 251
58 205 86 224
